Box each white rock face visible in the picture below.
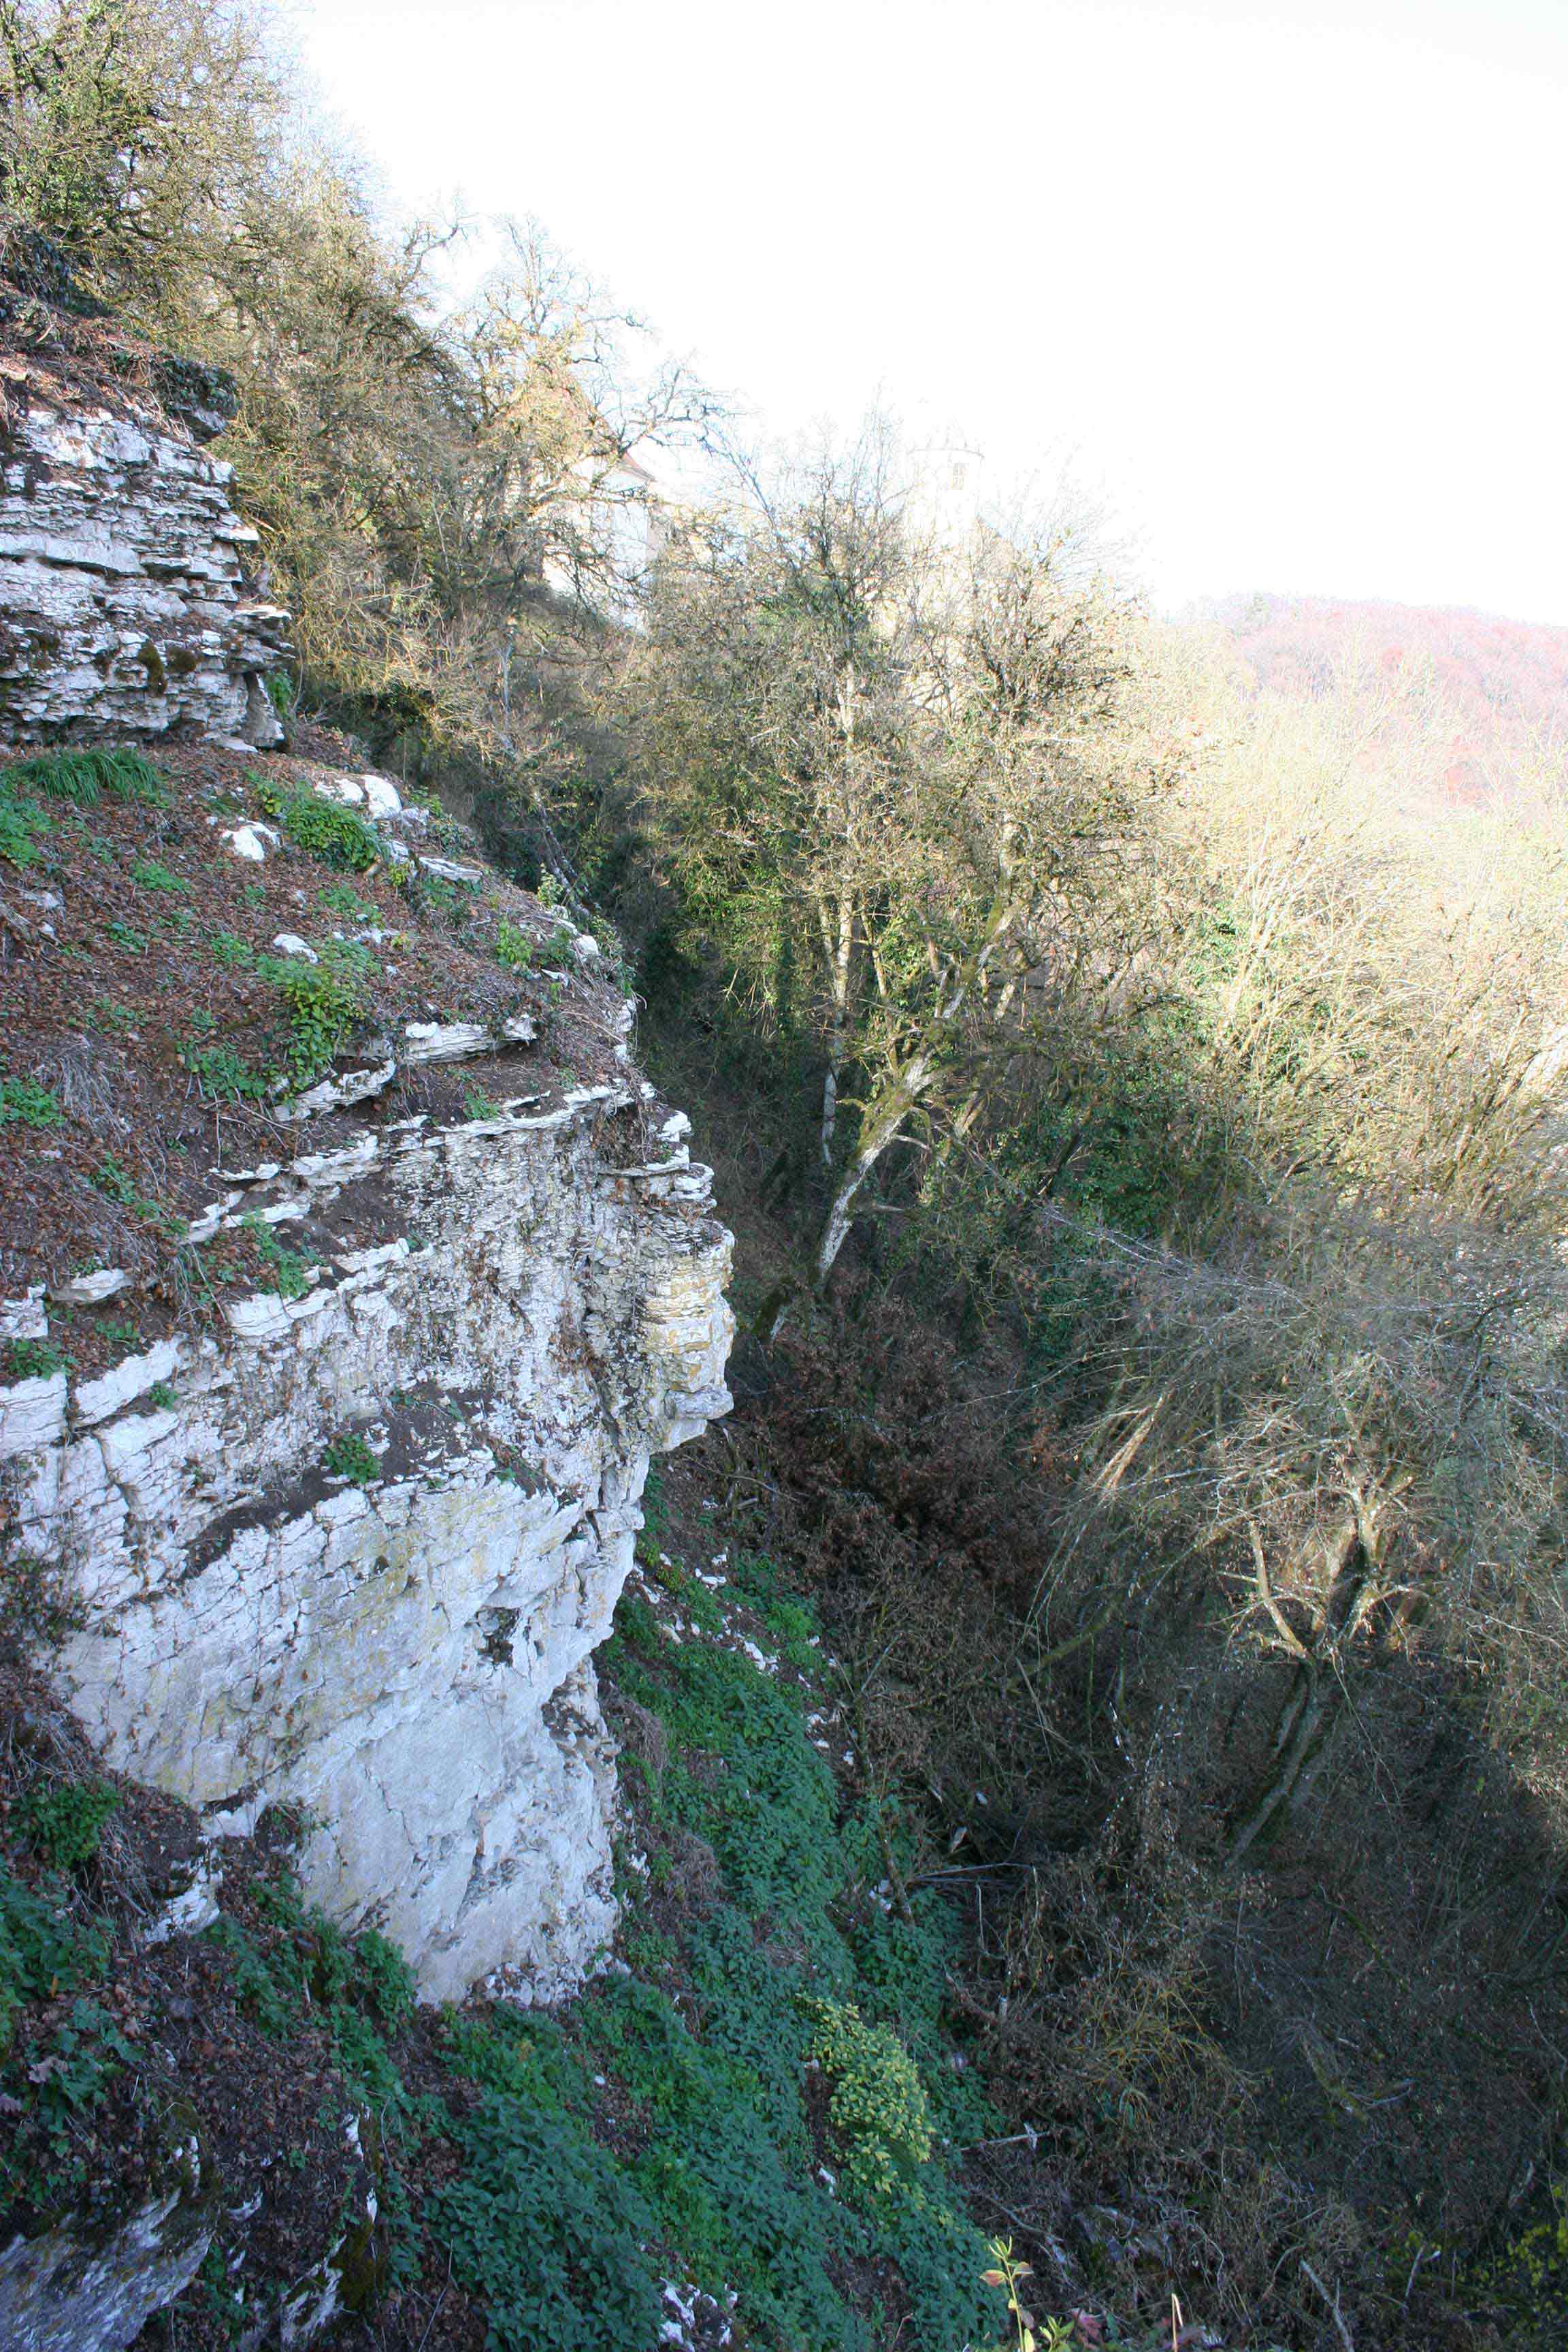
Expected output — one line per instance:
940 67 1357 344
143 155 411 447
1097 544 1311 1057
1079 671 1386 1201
0 391 291 745
4 1092 732 2003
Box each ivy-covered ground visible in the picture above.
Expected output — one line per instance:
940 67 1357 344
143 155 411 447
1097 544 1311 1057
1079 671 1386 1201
0 1468 1028 2352
17 1437 1556 2346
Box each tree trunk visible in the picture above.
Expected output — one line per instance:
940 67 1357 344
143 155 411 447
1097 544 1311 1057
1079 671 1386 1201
1226 1665 1338 1867
813 1058 932 1292
819 894 855 1165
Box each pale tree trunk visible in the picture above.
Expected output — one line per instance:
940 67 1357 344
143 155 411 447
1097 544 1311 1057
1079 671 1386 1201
813 1054 934 1292
819 893 855 1165
812 885 1027 1292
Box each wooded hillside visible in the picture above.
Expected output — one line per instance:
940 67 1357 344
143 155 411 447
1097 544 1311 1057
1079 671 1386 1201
3 5 1568 2349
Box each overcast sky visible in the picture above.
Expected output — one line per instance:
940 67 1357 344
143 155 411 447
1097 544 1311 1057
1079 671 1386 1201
285 0 1568 623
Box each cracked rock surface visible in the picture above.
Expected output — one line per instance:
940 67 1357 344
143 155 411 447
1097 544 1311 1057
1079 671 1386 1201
0 370 290 746
3 1090 733 2002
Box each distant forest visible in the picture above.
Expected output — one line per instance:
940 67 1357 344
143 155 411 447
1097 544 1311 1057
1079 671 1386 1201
1206 591 1568 798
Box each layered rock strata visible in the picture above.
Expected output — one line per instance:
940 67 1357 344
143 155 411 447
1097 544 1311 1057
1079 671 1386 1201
0 1081 732 2002
0 374 291 746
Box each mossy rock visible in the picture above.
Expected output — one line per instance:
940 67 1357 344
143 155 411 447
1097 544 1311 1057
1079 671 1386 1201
0 2098 218 2351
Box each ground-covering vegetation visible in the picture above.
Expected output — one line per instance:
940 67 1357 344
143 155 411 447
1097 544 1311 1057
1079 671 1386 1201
5 2 1568 2347
0 1503 1036 2352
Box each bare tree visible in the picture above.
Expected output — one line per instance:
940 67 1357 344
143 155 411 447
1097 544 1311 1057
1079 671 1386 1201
628 427 1152 1295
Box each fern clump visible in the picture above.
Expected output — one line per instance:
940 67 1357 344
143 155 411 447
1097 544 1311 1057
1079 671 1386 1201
2 747 167 807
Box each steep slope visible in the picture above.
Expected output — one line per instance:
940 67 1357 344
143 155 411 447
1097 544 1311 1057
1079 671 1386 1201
1 738 732 2005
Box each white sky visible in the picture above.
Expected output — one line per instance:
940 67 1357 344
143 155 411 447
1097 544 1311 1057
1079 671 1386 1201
285 0 1568 622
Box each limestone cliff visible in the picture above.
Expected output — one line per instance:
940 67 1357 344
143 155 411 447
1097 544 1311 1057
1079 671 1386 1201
0 342 734 2007
1 1060 732 2001
0 353 291 748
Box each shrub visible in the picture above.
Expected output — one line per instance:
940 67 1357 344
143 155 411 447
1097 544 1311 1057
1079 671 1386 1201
17 1778 120 1870
801 1994 932 2202
259 784 381 872
207 928 255 969
259 941 373 1086
494 917 534 970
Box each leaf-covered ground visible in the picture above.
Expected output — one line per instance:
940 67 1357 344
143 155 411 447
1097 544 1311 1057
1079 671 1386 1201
0 734 628 1376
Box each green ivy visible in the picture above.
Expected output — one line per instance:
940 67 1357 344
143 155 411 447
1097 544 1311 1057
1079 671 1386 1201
16 1779 120 1871
0 1078 64 1129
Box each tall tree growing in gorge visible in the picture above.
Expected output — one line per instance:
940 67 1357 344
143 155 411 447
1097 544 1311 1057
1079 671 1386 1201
629 429 1159 1296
